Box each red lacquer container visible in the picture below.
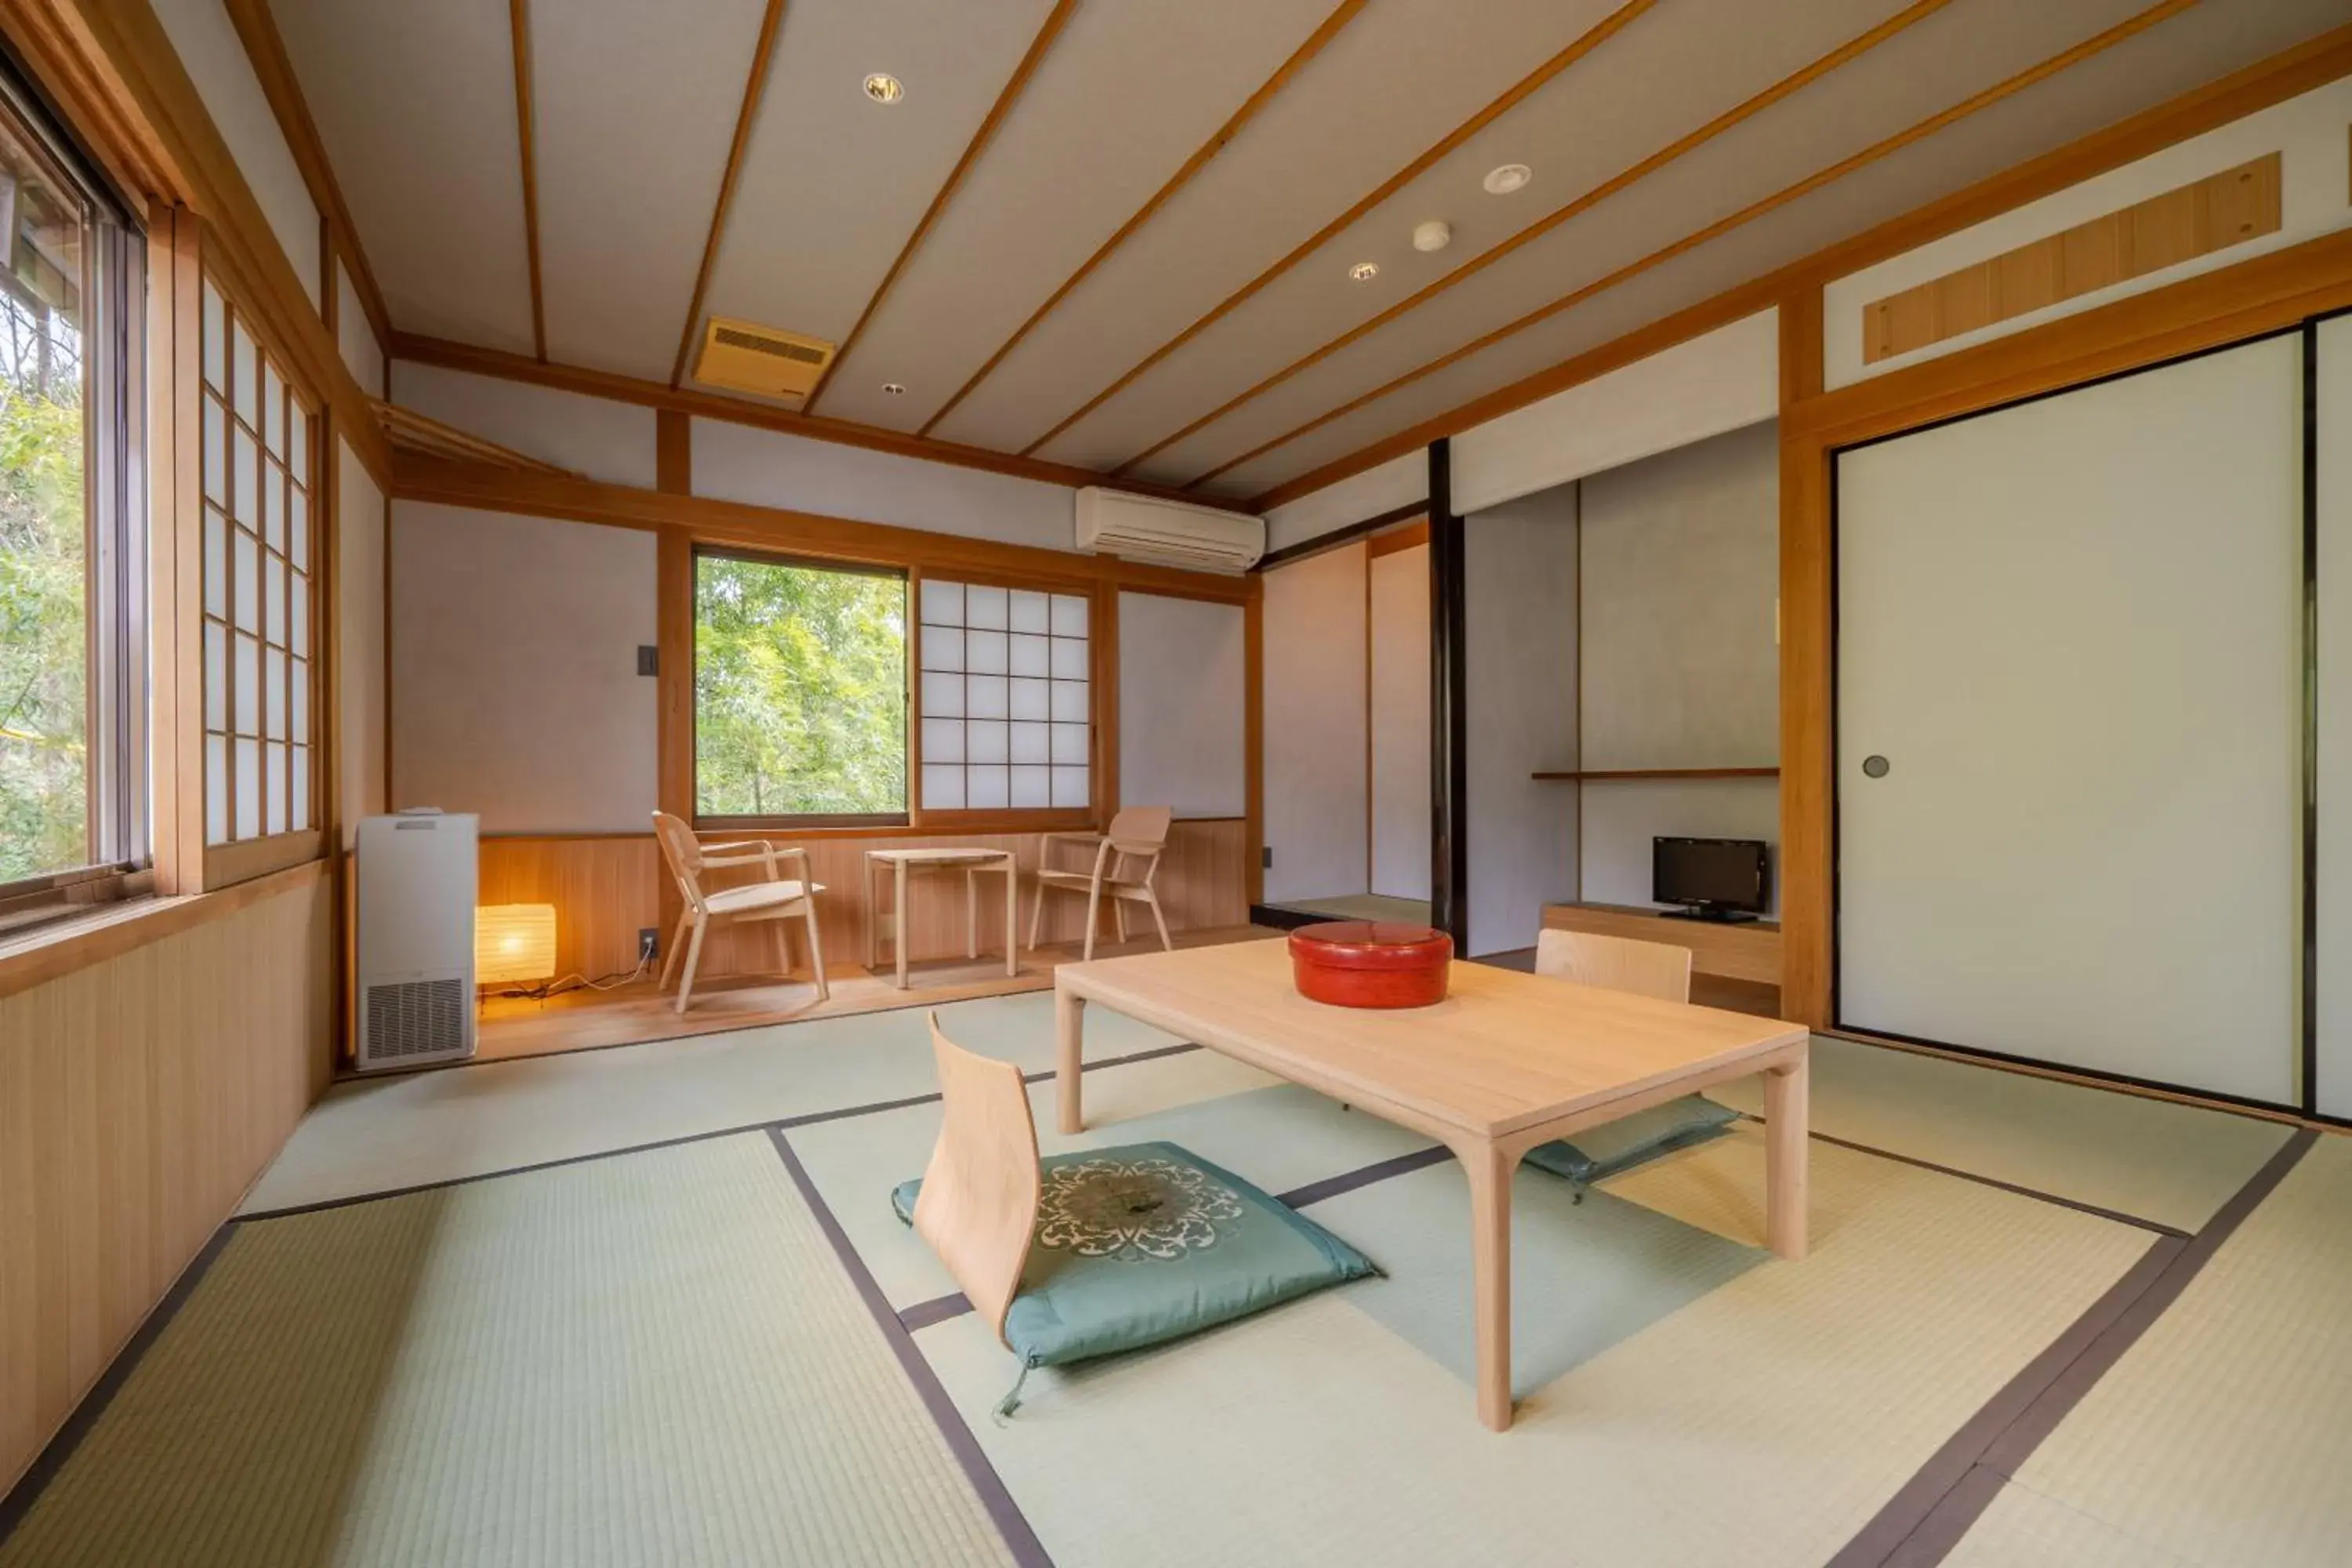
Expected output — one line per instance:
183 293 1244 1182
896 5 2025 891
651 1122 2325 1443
1288 921 1454 1009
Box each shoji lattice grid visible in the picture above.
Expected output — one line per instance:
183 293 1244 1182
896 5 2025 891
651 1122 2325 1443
918 580 1088 810
201 279 314 846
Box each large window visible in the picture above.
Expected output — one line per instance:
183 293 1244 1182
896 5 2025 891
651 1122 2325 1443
694 550 908 823
200 275 316 853
0 68 141 909
917 578 1090 811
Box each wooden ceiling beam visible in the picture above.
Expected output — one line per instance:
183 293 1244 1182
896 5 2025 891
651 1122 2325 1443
218 0 393 356
389 329 1255 512
1246 10 2352 514
803 0 1078 414
1113 0 1962 481
1015 0 1659 461
668 0 789 388
508 0 546 361
915 0 1371 440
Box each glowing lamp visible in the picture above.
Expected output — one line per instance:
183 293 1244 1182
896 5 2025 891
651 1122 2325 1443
476 903 557 986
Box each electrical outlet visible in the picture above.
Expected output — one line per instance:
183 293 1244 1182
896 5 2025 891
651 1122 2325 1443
637 645 659 677
638 928 659 962
1261 846 1273 869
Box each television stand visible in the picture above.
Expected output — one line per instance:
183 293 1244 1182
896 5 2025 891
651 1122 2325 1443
1539 901 1781 988
1660 908 1762 925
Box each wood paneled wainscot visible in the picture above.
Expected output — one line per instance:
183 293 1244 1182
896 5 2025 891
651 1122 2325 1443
0 861 335 1494
477 818 1253 985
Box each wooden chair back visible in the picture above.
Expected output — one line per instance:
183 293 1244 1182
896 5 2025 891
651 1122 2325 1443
1106 805 1172 850
913 1014 1041 1347
1534 927 1693 1004
651 811 707 912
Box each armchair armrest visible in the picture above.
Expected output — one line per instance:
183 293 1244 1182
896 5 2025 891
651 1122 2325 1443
1037 831 1104 873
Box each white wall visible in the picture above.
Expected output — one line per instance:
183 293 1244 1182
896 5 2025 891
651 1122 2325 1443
391 362 659 488
336 261 385 397
1450 311 1779 517
1465 487 1577 956
151 0 320 306
1117 592 1247 820
2318 314 2352 1118
389 503 658 833
1579 779 1781 915
336 437 386 845
693 418 1075 550
1578 420 1779 756
1261 542 1367 902
1368 543 1429 901
1263 449 1425 554
1826 77 2352 389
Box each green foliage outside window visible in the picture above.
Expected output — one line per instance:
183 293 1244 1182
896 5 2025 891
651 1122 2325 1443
0 341 85 883
695 554 907 818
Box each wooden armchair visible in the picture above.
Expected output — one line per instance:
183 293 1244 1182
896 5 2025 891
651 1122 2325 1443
1534 927 1692 1003
651 811 829 1014
1026 805 1174 961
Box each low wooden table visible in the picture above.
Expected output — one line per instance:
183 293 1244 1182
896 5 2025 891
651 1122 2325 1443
865 848 1020 989
1053 940 1809 1431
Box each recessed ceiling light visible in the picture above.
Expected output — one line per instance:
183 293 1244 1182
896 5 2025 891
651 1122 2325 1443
1483 162 1532 196
882 383 906 395
1412 220 1452 253
1348 261 1380 283
863 73 904 104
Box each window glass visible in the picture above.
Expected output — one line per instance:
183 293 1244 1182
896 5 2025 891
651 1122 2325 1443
694 553 908 821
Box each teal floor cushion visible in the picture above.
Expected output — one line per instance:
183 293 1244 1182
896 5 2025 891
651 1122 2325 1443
892 1141 1377 1412
1523 1094 1739 1196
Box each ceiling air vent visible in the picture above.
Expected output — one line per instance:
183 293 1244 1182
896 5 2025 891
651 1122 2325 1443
694 317 837 402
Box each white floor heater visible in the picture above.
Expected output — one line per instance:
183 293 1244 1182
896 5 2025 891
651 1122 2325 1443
354 809 479 1070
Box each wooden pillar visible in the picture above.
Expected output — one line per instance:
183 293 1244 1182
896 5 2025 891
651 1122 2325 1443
1428 437 1468 947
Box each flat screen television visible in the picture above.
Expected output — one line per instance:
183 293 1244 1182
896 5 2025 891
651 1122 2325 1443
1652 837 1769 922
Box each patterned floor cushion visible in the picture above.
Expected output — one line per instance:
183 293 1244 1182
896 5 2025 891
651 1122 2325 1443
893 1141 1378 1406
1523 1094 1740 1196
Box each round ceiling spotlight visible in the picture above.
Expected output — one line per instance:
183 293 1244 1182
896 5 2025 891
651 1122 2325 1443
1348 260 1380 283
863 73 905 104
1412 220 1452 253
1483 162 1532 196
882 383 906 395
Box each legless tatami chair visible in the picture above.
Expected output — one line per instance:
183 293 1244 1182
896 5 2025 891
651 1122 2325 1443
652 811 829 1014
911 1014 1040 1348
1029 805 1174 961
1534 927 1693 1003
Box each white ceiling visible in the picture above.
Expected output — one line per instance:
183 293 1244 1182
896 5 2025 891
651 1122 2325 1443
272 0 2349 502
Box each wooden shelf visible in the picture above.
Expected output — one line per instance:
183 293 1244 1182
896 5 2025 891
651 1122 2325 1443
1530 767 1780 782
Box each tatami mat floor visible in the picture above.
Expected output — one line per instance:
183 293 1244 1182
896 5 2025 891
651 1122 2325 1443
5 988 2347 1567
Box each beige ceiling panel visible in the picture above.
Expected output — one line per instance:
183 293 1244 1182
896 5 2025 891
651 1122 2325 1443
1144 0 2156 484
924 0 1624 454
532 0 773 378
697 0 1058 368
1030 0 1920 470
1203 0 2349 501
270 0 537 354
815 0 1339 433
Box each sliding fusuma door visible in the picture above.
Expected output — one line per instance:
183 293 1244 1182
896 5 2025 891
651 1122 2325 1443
1835 336 2305 1104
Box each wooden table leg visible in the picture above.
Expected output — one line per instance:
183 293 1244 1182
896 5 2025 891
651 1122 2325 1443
1055 985 1086 1134
895 858 910 989
1765 1047 1810 1261
1002 859 1017 978
1464 1141 1516 1432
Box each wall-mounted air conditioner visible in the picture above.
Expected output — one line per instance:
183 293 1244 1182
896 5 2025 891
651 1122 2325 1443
1076 487 1264 573
354 809 478 1071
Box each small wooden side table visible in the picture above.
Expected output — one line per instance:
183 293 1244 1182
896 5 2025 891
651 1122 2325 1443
865 848 1020 989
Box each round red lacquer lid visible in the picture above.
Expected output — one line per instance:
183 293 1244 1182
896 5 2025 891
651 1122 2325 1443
1287 921 1454 971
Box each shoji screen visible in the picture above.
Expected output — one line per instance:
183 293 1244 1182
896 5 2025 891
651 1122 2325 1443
1837 336 2304 1103
2318 315 2352 1118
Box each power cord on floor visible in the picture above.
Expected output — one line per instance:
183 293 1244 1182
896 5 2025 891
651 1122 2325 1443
486 951 652 1003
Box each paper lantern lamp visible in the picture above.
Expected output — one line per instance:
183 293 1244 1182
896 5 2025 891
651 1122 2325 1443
476 903 557 986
